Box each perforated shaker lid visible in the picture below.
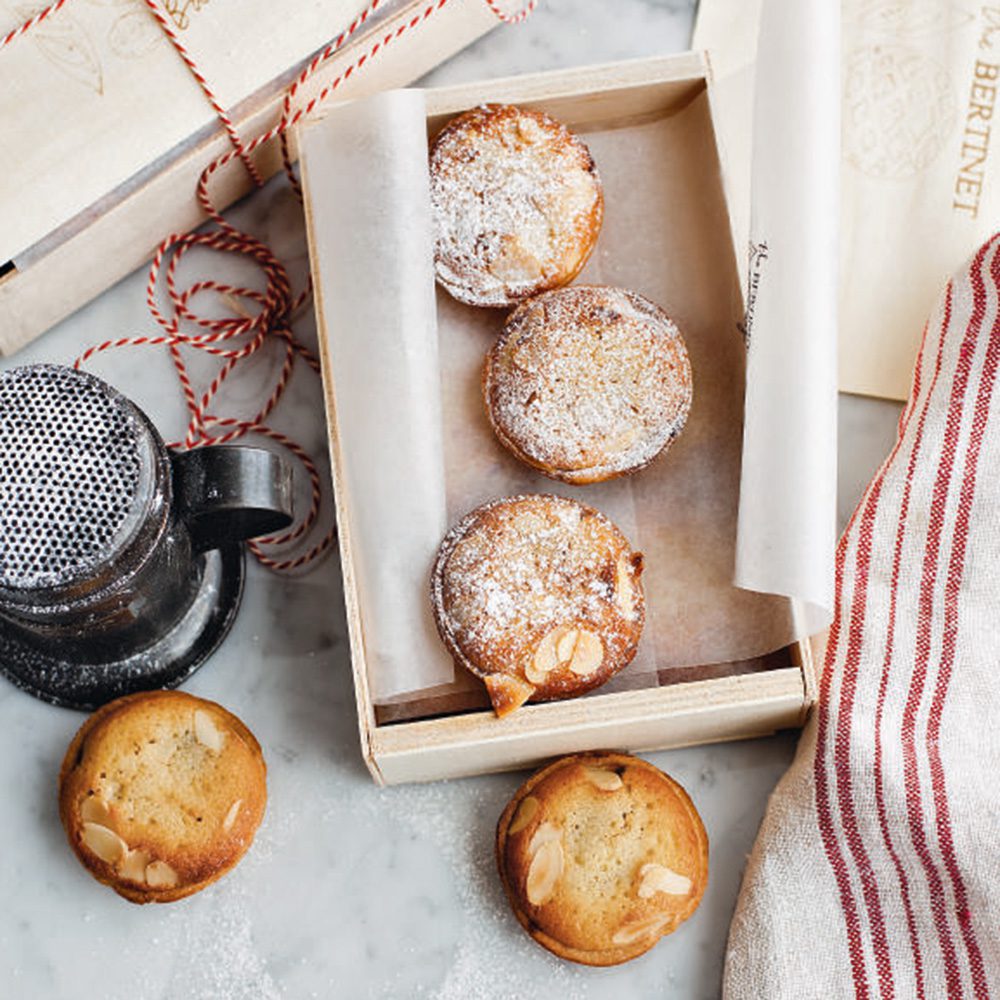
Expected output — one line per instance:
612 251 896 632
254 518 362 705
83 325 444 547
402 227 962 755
0 365 155 593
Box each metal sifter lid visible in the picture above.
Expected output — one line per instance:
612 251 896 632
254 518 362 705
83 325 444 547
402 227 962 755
0 364 155 594
0 363 289 710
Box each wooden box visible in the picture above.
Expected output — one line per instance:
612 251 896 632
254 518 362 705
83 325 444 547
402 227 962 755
305 53 818 785
0 0 499 355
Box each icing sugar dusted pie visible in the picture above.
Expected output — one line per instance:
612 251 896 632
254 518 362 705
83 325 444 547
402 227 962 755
496 751 709 966
430 494 644 717
484 285 693 484
58 690 267 903
429 103 604 308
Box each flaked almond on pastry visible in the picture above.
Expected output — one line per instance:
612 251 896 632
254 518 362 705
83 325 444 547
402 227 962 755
58 690 266 904
496 751 708 966
430 494 644 717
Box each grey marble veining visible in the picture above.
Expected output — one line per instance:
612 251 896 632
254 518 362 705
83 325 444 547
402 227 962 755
0 2 901 997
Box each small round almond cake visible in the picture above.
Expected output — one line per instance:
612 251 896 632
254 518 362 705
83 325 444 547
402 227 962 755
496 751 709 966
430 494 644 717
58 690 267 904
484 286 693 484
430 104 603 308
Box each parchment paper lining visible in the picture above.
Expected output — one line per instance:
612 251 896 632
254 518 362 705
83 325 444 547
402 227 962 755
301 80 804 716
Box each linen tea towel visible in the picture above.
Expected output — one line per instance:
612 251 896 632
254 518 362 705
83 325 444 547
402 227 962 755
724 235 1000 998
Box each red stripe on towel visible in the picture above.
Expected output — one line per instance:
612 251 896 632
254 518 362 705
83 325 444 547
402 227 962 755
900 237 995 998
869 294 950 1000
925 245 1000 999
833 461 895 995
815 502 871 997
825 287 945 999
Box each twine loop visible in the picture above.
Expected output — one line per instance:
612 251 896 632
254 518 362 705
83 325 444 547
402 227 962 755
6 0 538 572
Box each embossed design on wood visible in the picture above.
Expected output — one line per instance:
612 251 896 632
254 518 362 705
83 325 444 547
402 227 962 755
843 45 956 179
14 2 104 93
108 5 161 57
163 0 210 31
848 0 974 38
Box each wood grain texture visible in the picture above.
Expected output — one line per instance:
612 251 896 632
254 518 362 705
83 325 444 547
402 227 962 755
0 0 498 354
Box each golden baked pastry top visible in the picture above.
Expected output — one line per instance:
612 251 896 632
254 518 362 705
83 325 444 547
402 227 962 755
484 285 693 483
58 690 267 904
496 751 709 966
430 104 603 308
431 494 644 717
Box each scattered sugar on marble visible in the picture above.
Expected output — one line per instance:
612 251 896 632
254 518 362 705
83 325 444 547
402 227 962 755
166 888 283 1000
366 779 587 1000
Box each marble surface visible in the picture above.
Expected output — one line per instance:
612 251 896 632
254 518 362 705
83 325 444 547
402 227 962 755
0 2 903 998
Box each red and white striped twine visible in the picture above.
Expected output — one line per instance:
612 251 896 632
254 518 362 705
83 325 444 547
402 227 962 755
0 0 70 51
4 0 538 573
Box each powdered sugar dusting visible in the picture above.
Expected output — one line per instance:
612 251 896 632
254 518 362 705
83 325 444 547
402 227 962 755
431 495 644 700
485 286 692 484
430 105 602 307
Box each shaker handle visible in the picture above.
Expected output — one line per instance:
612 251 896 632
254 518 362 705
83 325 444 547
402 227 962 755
171 446 294 553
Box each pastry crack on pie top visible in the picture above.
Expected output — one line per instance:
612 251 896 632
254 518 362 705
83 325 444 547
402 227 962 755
430 104 604 308
430 495 644 717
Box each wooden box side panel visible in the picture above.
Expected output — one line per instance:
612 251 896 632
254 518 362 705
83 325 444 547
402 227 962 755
0 0 497 356
302 167 385 785
424 52 708 127
319 53 811 785
371 669 806 785
801 628 823 717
